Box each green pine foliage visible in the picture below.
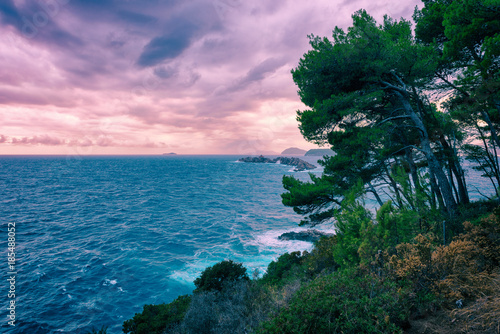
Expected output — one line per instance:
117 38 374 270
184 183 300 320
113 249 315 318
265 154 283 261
193 260 249 293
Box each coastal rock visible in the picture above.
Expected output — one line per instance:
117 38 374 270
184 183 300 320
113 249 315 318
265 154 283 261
277 157 316 171
238 155 316 171
238 156 274 164
278 230 334 243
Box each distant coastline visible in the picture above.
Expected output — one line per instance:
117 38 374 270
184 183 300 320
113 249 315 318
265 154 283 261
281 147 307 155
304 148 335 156
280 147 335 157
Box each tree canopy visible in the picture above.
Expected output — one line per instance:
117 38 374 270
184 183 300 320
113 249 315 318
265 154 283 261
283 2 500 228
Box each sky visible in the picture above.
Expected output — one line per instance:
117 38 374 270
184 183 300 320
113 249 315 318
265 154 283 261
0 0 423 155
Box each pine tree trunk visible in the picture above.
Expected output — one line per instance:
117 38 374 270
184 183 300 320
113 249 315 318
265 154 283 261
429 168 445 211
368 181 384 207
439 136 469 204
395 91 457 216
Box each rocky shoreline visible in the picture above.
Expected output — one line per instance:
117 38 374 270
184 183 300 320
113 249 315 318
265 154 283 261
238 155 316 171
278 229 334 243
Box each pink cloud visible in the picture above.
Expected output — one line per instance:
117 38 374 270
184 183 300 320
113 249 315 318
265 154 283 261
11 134 64 145
0 0 423 154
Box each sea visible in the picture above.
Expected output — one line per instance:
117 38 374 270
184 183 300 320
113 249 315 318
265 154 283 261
0 155 493 334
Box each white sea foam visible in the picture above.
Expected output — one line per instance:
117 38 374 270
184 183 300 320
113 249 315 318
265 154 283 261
35 271 46 282
169 264 206 286
169 224 338 286
247 228 314 255
103 279 118 286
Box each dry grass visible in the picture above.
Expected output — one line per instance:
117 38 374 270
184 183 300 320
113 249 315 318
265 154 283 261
450 272 500 334
392 211 500 333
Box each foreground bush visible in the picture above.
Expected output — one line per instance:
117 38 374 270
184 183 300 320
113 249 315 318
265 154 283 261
122 295 191 334
166 265 303 334
194 260 249 292
386 210 500 332
177 280 261 334
261 251 304 286
260 268 410 334
301 235 338 277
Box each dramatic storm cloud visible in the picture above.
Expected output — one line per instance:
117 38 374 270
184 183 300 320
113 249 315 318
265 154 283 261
0 0 422 155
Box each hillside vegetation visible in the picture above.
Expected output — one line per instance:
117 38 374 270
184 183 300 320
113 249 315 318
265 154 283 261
119 200 499 334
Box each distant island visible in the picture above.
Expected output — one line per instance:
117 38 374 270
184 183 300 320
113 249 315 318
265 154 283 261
162 152 177 155
281 147 307 155
280 147 335 156
238 156 316 171
304 148 335 156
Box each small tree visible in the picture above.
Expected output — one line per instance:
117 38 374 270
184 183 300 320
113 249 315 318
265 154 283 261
193 260 249 293
122 295 191 334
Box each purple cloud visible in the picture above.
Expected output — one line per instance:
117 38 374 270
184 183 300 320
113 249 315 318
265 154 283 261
0 0 423 154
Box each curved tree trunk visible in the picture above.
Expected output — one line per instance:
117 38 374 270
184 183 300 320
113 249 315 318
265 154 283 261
367 181 384 207
394 91 457 216
439 136 469 204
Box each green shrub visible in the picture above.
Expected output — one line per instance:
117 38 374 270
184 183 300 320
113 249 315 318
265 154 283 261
260 268 409 334
122 295 191 334
261 251 304 286
194 260 249 293
180 280 263 334
358 202 420 265
332 196 372 267
302 236 338 277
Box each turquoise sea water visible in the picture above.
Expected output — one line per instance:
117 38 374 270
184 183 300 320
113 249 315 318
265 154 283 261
0 155 329 334
0 155 493 333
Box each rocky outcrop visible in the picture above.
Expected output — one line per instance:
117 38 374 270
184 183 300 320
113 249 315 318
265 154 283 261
278 230 334 243
238 156 274 163
238 156 316 171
